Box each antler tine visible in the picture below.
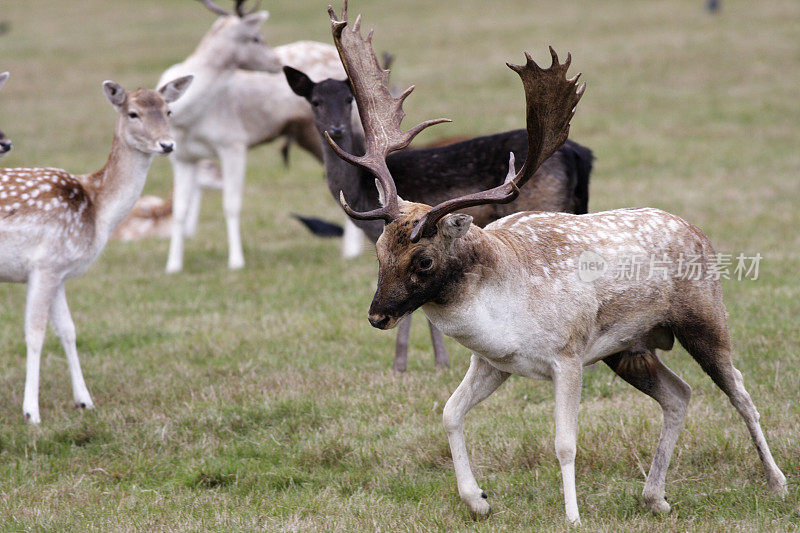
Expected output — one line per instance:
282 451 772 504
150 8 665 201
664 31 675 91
197 0 232 17
327 1 451 223
410 47 585 242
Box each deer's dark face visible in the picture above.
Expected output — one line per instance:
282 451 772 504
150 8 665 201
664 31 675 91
284 67 354 143
368 202 479 329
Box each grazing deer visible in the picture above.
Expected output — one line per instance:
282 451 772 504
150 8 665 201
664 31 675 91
327 4 787 525
283 63 592 373
162 0 354 273
0 71 11 156
0 76 193 423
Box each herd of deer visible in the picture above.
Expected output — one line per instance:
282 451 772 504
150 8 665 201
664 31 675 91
0 0 787 525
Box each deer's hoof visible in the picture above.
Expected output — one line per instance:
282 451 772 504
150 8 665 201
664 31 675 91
644 496 671 514
466 496 492 521
768 474 788 497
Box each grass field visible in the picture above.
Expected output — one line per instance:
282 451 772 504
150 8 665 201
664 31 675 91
1 0 799 530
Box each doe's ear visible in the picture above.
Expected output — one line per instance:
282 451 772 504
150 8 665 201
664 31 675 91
438 213 472 242
0 72 8 91
283 66 315 99
158 75 194 103
242 10 269 29
102 80 127 108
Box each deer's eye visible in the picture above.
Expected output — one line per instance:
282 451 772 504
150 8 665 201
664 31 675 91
252 36 262 44
311 100 320 108
346 96 353 105
417 257 434 271
167 110 172 117
128 112 139 119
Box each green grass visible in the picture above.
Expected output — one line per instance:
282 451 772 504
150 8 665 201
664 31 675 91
1 0 799 530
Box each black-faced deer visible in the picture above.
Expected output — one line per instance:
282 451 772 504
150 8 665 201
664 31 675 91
0 71 11 156
162 0 354 273
0 76 193 424
284 56 592 373
327 4 786 525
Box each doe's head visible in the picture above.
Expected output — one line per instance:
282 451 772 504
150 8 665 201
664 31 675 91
284 67 354 142
368 198 475 330
0 71 11 156
105 76 193 155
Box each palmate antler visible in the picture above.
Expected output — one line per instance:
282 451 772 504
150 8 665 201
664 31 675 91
327 1 451 222
409 48 586 242
197 0 260 18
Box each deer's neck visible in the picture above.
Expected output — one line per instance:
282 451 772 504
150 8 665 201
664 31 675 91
83 126 154 247
320 132 382 241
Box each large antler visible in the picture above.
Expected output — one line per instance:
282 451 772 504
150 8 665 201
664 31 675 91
327 1 451 222
409 48 585 242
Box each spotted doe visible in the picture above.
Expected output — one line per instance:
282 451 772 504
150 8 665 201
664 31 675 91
0 72 11 156
327 5 787 525
0 76 192 423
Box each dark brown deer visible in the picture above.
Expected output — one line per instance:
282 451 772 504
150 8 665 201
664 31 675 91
284 55 592 373
326 3 786 525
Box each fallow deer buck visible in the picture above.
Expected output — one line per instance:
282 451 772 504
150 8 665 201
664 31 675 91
284 59 593 373
0 76 193 423
328 5 787 525
162 0 358 273
0 71 11 156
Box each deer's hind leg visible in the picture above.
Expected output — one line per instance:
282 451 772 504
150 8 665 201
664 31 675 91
604 345 691 514
672 303 787 496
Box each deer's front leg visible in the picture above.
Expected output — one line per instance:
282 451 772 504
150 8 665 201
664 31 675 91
49 283 93 410
552 361 583 526
443 354 509 519
219 145 247 270
166 156 198 273
23 271 60 424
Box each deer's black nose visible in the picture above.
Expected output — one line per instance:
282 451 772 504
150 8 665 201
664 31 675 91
368 314 390 329
0 140 11 153
159 142 174 154
328 125 346 137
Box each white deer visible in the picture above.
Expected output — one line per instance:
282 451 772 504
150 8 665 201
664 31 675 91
161 0 353 273
328 6 787 525
0 71 11 156
0 76 192 423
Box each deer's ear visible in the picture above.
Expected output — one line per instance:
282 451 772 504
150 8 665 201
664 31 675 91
242 10 269 29
283 66 315 99
375 179 404 207
438 213 472 242
0 72 8 91
158 75 194 103
102 81 128 109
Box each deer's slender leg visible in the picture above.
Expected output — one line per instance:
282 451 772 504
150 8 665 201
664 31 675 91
219 145 247 270
552 360 583 525
22 271 60 424
603 349 691 513
50 283 93 410
166 157 198 273
443 354 509 519
674 309 787 495
393 314 412 373
342 218 363 259
428 320 448 367
183 182 203 238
